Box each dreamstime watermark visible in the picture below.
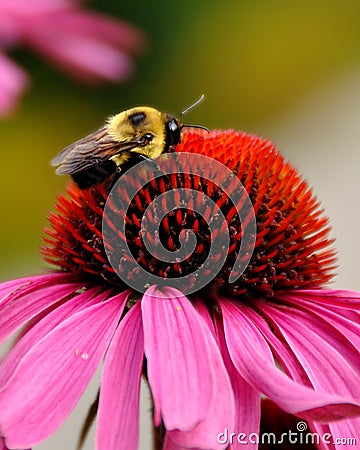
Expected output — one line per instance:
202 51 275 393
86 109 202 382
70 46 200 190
102 152 257 294
217 422 357 446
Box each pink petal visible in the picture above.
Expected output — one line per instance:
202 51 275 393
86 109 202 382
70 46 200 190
279 292 360 358
167 363 234 450
286 289 360 309
243 303 360 449
329 418 360 449
195 300 260 450
0 290 129 448
0 286 107 390
259 302 360 399
0 435 30 450
221 299 360 422
142 286 235 445
192 297 216 335
0 272 86 343
216 322 260 450
96 302 144 450
163 434 192 450
0 51 28 117
257 300 360 445
242 305 308 385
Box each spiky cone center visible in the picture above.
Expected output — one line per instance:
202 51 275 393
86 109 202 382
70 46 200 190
42 130 336 298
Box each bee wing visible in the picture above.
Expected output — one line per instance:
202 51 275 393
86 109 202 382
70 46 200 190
51 127 145 175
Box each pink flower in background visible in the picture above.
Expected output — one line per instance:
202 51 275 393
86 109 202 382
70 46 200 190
0 0 145 117
0 51 29 117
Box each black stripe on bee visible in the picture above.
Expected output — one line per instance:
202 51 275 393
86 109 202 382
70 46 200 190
128 111 146 127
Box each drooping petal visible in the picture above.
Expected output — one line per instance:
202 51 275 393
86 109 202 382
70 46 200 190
285 289 360 309
195 299 260 450
0 286 107 390
257 300 360 447
221 299 360 422
278 291 360 361
163 433 193 450
167 360 234 450
0 435 30 450
215 321 260 450
96 302 144 450
0 290 129 448
242 299 360 449
142 286 234 446
258 301 360 400
329 418 360 450
0 272 85 343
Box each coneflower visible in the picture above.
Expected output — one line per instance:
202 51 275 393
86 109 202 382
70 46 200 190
0 130 359 450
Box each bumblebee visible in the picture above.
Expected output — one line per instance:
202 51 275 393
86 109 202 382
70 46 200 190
51 96 208 189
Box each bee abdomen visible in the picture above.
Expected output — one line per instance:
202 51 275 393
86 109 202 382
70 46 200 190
71 160 118 189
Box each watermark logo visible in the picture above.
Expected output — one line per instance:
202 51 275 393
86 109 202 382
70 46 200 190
102 152 256 294
217 423 357 446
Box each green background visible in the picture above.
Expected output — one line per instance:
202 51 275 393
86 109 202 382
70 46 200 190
1 0 360 281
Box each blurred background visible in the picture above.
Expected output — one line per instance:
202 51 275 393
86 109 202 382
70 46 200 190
1 0 360 448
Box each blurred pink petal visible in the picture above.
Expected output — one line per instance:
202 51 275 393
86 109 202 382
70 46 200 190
0 290 128 448
21 11 144 83
25 28 134 83
96 302 143 450
0 0 69 46
142 286 235 449
0 51 28 117
0 0 71 15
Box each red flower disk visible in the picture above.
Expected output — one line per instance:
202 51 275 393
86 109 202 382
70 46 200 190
42 130 336 298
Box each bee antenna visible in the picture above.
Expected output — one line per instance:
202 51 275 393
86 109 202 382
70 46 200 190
180 95 209 132
181 123 210 133
180 94 206 120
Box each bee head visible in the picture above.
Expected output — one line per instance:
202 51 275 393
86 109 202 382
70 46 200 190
163 95 209 151
164 114 182 150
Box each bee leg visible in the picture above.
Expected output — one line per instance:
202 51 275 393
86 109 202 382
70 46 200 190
120 153 161 176
137 154 166 177
137 154 159 168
